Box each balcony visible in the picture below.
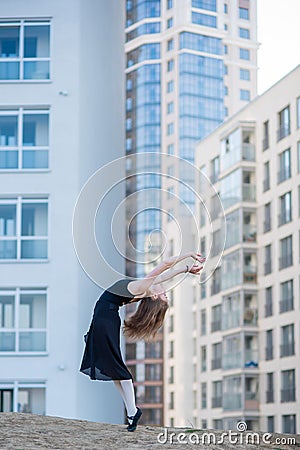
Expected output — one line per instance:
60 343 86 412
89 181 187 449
281 388 296 402
242 143 255 161
279 297 294 313
223 393 242 410
277 124 290 141
264 260 272 275
262 136 269 151
265 346 273 360
244 349 258 367
242 184 256 202
243 224 256 243
243 265 257 283
222 311 240 330
222 352 242 370
245 390 259 410
243 308 258 326
279 254 293 270
266 390 274 403
212 396 222 408
280 342 295 357
211 357 222 370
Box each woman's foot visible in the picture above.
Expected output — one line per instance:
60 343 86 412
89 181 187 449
127 407 142 432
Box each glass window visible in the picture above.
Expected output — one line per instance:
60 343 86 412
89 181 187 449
282 415 296 434
280 279 294 313
280 324 295 357
127 43 160 67
279 235 293 270
180 32 222 55
239 48 250 60
239 28 250 39
0 198 48 260
0 382 45 413
167 80 174 92
0 22 50 81
167 143 174 155
0 288 47 353
224 86 228 95
220 129 241 172
240 89 250 101
224 44 228 54
222 250 241 290
279 191 292 226
167 17 173 29
298 142 300 172
0 110 49 170
192 12 217 28
167 123 174 135
240 68 250 80
167 0 173 9
167 101 174 114
224 3 228 13
297 97 300 128
167 38 174 51
278 148 291 183
277 105 290 140
126 22 161 42
167 59 174 72
192 0 217 11
239 7 249 20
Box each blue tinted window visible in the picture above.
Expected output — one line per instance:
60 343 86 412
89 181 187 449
240 89 250 101
239 48 250 60
167 38 174 51
167 0 173 8
240 68 250 80
180 32 222 55
127 43 160 67
192 12 217 28
239 27 250 39
126 22 160 42
167 18 173 28
239 7 249 19
192 0 217 12
126 0 160 25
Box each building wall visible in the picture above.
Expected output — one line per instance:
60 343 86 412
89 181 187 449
165 65 300 432
0 0 126 423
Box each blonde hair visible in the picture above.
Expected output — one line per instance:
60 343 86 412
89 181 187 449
123 297 169 342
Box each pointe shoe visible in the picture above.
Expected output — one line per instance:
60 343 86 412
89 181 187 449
127 407 142 432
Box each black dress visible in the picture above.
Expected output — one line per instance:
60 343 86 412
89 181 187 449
80 279 135 381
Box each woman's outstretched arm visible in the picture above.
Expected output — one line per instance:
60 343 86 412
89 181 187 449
127 252 204 297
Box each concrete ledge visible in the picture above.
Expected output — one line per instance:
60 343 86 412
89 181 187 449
0 413 299 449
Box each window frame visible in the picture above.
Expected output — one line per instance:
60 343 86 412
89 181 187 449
0 108 50 171
0 20 51 82
0 287 48 355
0 196 49 261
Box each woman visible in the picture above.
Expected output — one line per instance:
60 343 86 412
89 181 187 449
80 251 205 431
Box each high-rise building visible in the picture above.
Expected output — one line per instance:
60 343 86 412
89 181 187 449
125 0 258 425
0 0 125 423
164 65 300 432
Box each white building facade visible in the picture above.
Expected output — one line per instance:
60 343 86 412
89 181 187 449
0 0 126 423
164 65 300 434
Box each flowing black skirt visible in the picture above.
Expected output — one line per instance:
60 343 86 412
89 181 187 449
80 298 133 381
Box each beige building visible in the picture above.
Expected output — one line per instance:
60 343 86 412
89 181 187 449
164 65 300 434
125 0 258 425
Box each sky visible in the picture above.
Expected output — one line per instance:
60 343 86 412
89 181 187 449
257 0 300 94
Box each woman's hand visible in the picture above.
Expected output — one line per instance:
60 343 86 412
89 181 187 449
189 252 206 264
186 263 203 275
